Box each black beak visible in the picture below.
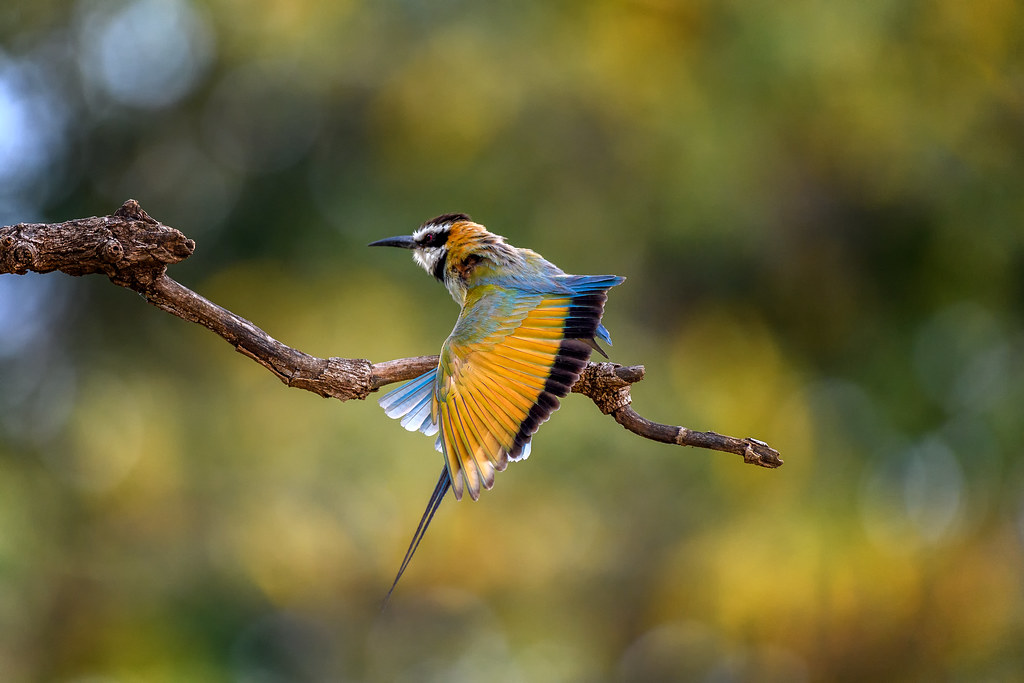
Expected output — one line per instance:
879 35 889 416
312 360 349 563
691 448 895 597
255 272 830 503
368 235 416 249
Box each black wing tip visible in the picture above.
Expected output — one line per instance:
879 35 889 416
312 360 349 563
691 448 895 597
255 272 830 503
508 335 596 451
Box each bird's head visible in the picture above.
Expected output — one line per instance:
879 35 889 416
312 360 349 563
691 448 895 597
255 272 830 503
368 213 476 281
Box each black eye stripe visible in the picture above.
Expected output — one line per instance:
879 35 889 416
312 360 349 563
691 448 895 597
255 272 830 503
417 228 449 248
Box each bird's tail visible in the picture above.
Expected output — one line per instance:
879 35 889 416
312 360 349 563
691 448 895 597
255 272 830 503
381 465 451 609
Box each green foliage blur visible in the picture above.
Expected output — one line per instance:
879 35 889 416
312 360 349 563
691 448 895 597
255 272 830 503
2 0 1023 680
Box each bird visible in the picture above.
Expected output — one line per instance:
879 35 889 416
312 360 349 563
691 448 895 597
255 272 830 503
369 214 624 603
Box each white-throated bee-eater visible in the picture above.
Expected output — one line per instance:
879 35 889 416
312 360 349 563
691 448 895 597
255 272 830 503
370 214 624 602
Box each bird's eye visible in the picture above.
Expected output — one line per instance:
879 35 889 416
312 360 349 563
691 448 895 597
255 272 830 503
420 231 441 247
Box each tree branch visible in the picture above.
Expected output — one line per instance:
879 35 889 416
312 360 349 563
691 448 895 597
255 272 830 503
1 200 782 468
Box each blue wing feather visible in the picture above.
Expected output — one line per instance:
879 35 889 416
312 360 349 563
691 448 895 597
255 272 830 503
562 274 626 293
510 437 532 462
379 369 439 436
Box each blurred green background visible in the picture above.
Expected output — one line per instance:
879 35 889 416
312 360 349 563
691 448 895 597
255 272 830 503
2 0 1023 680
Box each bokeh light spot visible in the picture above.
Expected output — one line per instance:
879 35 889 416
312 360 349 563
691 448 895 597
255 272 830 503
51 378 154 493
78 0 214 109
861 436 965 552
0 275 62 359
0 57 70 197
370 29 523 172
913 301 1006 412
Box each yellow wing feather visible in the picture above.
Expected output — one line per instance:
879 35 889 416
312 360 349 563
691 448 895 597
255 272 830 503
437 294 588 500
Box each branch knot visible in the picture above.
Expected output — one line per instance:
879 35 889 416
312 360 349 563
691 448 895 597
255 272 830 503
11 242 37 272
573 362 640 414
100 238 124 263
114 199 156 223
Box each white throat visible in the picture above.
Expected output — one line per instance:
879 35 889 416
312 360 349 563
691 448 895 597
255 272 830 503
413 246 441 273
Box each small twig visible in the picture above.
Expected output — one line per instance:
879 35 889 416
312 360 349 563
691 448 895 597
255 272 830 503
1 200 782 468
570 361 782 467
612 407 783 468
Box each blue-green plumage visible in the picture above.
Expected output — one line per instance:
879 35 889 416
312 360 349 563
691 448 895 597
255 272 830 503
371 214 624 604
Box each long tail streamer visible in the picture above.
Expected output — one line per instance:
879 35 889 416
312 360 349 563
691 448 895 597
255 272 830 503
381 466 452 609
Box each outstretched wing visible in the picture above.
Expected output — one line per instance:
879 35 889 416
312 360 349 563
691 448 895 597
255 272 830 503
376 273 623 601
435 275 623 500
